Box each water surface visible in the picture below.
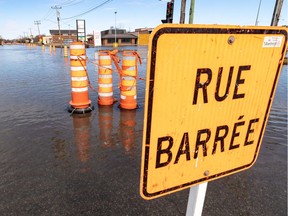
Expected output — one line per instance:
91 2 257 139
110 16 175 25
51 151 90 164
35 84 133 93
0 44 286 215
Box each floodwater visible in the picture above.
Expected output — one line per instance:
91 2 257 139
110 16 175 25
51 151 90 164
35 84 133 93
0 45 287 216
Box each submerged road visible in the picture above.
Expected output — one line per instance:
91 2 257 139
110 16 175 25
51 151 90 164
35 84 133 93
0 45 286 215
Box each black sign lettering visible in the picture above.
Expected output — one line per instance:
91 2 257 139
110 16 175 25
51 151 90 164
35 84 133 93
229 117 245 150
174 132 191 164
154 117 259 169
194 129 210 159
244 118 260 146
192 65 250 105
192 68 212 105
233 65 251 99
156 136 173 168
215 66 234 102
212 125 229 154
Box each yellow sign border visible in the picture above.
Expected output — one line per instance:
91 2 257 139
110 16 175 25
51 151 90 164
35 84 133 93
140 24 287 200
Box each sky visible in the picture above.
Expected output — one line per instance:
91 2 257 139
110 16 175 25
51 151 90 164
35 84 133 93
0 0 287 39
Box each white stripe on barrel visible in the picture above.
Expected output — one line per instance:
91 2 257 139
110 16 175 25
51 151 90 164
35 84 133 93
72 87 89 92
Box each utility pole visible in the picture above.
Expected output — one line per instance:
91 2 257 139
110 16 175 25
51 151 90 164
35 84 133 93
255 0 262 25
51 5 62 46
180 0 186 24
34 20 41 42
188 0 195 24
271 0 283 26
34 20 41 36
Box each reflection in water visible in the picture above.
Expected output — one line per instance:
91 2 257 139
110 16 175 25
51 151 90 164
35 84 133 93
0 45 286 215
98 106 113 147
120 109 136 154
50 45 56 55
72 114 91 164
51 134 67 161
64 57 69 67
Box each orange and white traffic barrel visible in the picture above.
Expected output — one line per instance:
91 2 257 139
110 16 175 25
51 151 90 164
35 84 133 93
64 45 68 57
98 50 114 105
68 41 93 114
120 51 141 109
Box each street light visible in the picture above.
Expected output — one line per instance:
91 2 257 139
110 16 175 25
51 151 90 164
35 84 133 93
114 11 118 47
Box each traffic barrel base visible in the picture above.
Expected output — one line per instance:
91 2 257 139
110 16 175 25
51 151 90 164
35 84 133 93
68 104 94 114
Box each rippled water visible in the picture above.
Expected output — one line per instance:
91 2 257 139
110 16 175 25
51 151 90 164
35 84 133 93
0 45 147 160
0 44 286 215
265 63 287 146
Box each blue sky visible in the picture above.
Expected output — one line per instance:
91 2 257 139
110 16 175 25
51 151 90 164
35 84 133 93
0 0 287 39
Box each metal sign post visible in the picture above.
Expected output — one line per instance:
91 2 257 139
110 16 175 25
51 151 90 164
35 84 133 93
186 182 207 216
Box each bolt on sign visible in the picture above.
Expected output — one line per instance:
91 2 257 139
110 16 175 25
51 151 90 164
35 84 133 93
140 24 287 200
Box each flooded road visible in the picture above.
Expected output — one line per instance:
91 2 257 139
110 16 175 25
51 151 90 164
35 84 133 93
0 45 287 215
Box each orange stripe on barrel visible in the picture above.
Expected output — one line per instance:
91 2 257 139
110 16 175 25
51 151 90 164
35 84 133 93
69 42 92 110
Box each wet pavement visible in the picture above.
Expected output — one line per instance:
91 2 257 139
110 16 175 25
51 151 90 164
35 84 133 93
0 45 287 215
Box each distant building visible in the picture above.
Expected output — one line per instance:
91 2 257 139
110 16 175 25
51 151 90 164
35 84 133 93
100 28 138 46
48 27 153 46
32 35 46 43
49 30 77 44
42 36 52 44
134 27 153 33
134 28 153 46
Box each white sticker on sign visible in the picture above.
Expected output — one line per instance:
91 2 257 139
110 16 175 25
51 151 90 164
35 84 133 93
263 36 283 48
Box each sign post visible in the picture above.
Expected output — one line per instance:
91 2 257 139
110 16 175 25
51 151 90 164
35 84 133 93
93 30 102 47
140 24 287 201
186 182 207 216
76 19 86 42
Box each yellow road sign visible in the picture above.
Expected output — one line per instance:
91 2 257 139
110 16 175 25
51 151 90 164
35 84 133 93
140 24 287 200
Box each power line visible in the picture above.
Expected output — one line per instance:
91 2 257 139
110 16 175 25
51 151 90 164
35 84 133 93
41 8 54 21
61 0 113 20
57 0 87 7
58 0 77 6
